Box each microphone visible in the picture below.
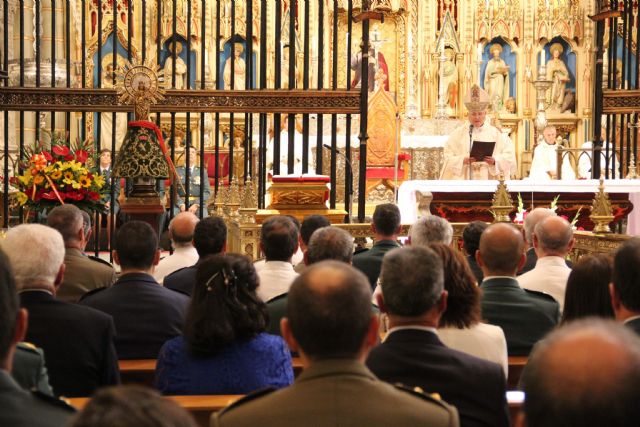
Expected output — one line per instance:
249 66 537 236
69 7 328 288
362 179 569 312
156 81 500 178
322 144 354 222
469 123 474 137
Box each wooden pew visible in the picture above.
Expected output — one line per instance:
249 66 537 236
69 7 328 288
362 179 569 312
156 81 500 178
69 395 243 427
118 357 305 388
507 356 528 390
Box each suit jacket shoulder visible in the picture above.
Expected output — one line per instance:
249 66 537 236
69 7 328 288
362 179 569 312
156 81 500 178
11 343 53 396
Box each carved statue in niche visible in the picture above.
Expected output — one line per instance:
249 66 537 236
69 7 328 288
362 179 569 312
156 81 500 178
224 43 246 90
484 44 510 112
546 43 571 112
440 47 458 116
100 55 128 150
164 42 187 89
351 38 389 92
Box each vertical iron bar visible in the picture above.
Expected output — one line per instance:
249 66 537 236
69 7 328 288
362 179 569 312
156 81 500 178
246 0 253 180
273 0 282 176
329 0 338 208
65 0 70 135
345 0 353 222
301 0 310 174
315 0 324 175
81 0 86 140
3 0 8 227
214 0 221 193
229 0 235 181
258 0 267 206
287 0 296 174
357 10 370 222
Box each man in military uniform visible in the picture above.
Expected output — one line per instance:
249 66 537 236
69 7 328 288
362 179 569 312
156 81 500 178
478 223 560 356
0 249 75 426
212 261 459 427
174 144 211 217
11 342 53 396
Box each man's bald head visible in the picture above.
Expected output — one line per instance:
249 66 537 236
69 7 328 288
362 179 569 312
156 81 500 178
524 208 555 245
521 319 640 427
169 212 199 247
534 215 574 257
286 261 374 360
478 223 525 276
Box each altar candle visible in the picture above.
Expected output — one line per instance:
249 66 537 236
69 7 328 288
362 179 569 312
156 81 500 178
540 49 546 67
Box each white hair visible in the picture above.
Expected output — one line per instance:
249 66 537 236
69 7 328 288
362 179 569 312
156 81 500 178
1 224 65 290
408 216 453 247
524 208 556 244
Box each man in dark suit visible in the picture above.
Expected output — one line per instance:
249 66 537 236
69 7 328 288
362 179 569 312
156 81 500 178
367 246 509 427
46 204 116 303
353 203 401 290
164 215 227 296
611 237 640 335
461 221 488 283
94 148 121 215
1 224 119 397
294 214 331 273
518 319 640 427
0 247 75 426
213 261 459 427
80 221 189 359
478 223 559 356
174 144 211 217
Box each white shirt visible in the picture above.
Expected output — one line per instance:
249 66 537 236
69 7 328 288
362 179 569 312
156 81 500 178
154 246 199 284
255 260 299 302
437 323 508 377
528 142 576 180
518 255 571 312
441 121 516 180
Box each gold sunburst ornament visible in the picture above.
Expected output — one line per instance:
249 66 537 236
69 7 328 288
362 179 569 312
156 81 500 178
115 59 165 121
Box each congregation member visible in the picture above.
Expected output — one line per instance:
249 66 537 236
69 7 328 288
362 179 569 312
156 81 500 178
518 319 640 427
461 221 488 283
477 223 559 355
71 385 196 427
561 254 614 324
353 203 401 289
519 207 555 274
94 148 121 215
0 248 75 426
611 237 640 336
174 144 211 217
156 254 293 395
441 84 516 180
213 261 459 427
46 205 116 303
11 341 53 396
80 221 189 359
368 246 508 427
154 212 200 283
518 216 574 311
528 125 576 180
255 215 299 302
267 226 354 336
2 224 119 397
294 214 331 273
430 243 508 376
164 215 227 296
408 215 454 247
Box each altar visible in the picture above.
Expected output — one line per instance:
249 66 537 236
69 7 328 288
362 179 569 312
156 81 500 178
398 179 639 235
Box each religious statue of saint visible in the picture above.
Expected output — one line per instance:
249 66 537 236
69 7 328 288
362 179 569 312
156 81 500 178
483 43 510 112
223 43 246 90
441 47 458 116
100 57 128 150
164 42 187 89
546 43 571 112
350 40 389 92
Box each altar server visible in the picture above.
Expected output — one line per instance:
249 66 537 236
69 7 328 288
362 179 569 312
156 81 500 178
441 85 516 180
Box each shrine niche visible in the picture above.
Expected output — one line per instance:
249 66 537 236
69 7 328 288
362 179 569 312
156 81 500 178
541 37 577 114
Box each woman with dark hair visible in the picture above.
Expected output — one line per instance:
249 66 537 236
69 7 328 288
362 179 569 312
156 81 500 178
429 243 508 376
156 254 293 395
561 254 614 324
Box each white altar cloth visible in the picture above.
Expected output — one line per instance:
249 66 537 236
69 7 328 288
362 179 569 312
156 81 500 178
398 179 640 235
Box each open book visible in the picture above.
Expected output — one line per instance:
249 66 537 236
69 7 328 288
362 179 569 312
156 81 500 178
470 140 496 162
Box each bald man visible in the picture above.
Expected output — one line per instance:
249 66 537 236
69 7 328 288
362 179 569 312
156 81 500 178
519 208 556 275
518 319 640 427
518 216 574 311
153 212 200 282
477 223 559 356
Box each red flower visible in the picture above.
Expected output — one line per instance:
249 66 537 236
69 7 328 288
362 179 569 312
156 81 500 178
87 191 100 201
75 149 89 163
65 191 84 201
64 154 74 161
42 151 53 162
41 191 60 200
52 145 70 157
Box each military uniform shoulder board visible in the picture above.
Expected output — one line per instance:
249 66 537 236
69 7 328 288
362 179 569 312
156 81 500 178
216 387 276 417
88 255 114 268
79 286 108 301
34 391 76 413
393 383 452 409
17 341 38 351
524 288 558 303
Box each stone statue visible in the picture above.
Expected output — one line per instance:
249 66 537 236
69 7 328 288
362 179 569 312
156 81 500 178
546 43 571 112
441 47 458 116
483 43 510 112
223 43 246 90
100 57 127 150
164 42 187 89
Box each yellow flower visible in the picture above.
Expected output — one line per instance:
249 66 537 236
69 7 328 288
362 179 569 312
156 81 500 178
50 170 62 180
79 175 92 188
63 171 75 184
68 161 82 172
33 175 45 186
15 192 28 205
17 170 33 186
93 174 105 188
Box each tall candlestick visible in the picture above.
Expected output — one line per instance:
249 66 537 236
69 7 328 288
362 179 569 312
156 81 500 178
540 49 546 67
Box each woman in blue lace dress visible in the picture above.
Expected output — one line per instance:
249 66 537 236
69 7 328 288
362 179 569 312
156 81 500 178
156 254 294 395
